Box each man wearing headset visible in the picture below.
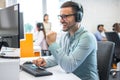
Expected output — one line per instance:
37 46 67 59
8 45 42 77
33 1 99 80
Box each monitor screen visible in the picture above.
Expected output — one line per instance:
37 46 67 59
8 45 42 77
0 4 22 48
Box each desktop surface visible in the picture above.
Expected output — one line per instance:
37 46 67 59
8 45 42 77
0 58 20 80
20 57 81 80
20 61 52 77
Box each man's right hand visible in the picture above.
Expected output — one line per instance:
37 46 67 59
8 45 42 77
32 58 46 67
46 31 57 45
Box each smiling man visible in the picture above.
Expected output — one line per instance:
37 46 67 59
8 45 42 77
33 1 99 80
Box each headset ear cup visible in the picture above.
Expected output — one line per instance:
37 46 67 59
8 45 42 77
76 11 82 22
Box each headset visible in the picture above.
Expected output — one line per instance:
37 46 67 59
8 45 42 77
73 2 83 22
61 1 84 22
36 23 44 30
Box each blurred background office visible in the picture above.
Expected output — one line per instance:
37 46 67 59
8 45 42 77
112 23 120 37
43 13 52 33
94 24 107 41
33 22 48 50
1 0 120 35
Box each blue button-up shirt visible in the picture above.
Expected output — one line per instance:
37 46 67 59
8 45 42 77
94 31 105 41
45 26 99 80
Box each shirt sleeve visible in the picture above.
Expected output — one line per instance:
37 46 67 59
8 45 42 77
45 56 58 67
47 33 96 72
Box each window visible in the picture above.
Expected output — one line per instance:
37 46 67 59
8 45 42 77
18 0 43 33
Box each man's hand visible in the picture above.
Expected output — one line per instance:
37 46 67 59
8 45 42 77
46 31 57 45
32 58 46 67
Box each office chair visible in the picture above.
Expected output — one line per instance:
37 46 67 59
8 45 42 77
105 32 120 63
97 41 115 80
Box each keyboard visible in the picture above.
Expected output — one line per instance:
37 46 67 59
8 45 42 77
20 62 53 77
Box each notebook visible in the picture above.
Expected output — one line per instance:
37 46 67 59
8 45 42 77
20 62 53 77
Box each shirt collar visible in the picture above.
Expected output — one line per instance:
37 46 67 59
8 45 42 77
67 24 87 38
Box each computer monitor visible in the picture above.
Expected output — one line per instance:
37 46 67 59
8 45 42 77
105 32 120 47
0 4 22 48
19 12 24 39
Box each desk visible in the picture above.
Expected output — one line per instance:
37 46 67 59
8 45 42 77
0 58 19 80
20 57 81 80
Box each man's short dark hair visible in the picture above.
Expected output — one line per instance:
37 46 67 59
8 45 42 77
97 24 104 30
60 1 82 13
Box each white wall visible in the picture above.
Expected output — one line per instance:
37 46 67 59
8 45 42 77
7 0 120 33
72 0 120 33
6 0 17 7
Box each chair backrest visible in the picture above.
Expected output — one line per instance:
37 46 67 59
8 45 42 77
105 32 120 47
97 41 115 80
105 32 120 58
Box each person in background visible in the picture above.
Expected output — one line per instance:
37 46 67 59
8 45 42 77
94 24 107 41
112 22 120 69
33 1 99 80
112 23 120 37
33 22 48 50
43 14 52 33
